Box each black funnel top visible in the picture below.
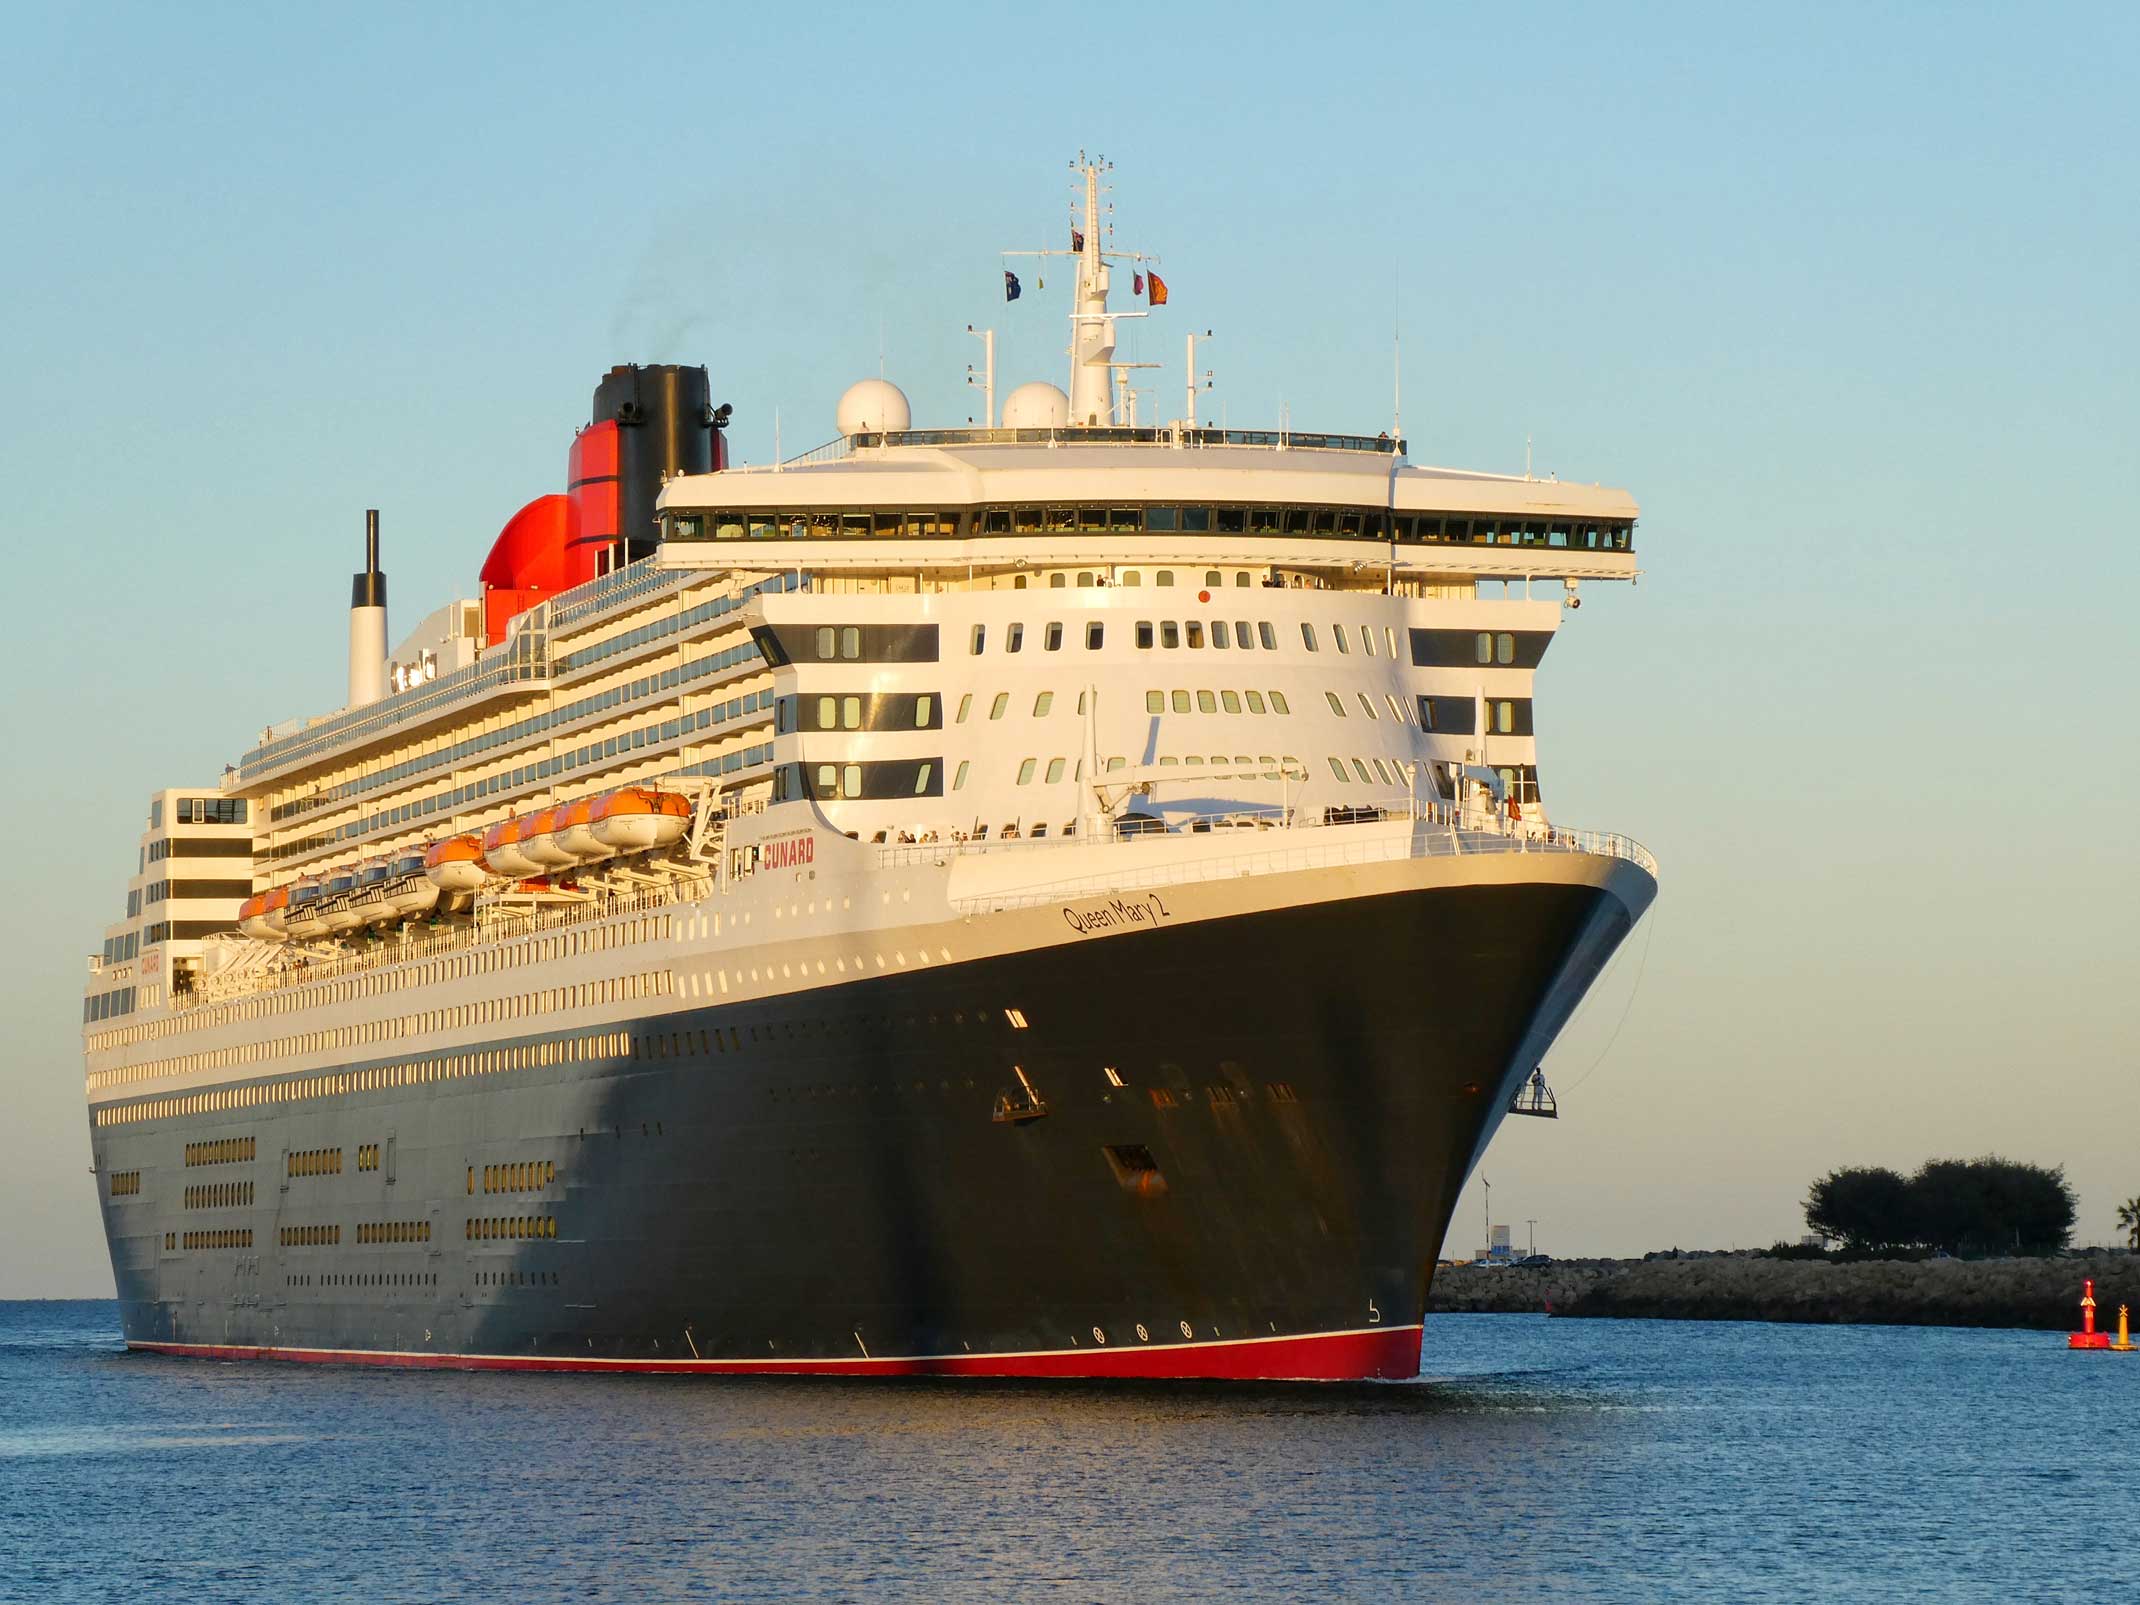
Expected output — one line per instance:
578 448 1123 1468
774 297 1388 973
352 508 386 608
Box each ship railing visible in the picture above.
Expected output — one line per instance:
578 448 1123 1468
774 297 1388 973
872 801 1654 898
934 820 1656 912
182 875 704 1011
754 426 1409 468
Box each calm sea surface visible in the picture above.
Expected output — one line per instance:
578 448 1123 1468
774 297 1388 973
0 1300 2126 1603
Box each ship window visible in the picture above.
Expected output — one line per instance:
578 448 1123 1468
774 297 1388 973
1352 759 1374 784
1146 691 1164 713
816 696 836 728
1146 507 1178 531
1221 691 1241 713
1171 691 1191 714
914 762 934 794
1196 691 1217 713
816 627 836 659
1017 759 1036 785
1184 621 1204 649
953 761 970 790
1326 692 1346 717
842 697 862 729
1328 757 1348 782
1333 625 1351 654
989 693 1009 720
1106 756 1126 772
1255 622 1276 651
1046 758 1065 783
1497 633 1515 665
1160 622 1180 649
1357 693 1378 720
1078 571 1098 588
1085 621 1105 649
1213 508 1242 533
1210 621 1230 649
1120 570 1142 586
1007 624 1024 653
1079 508 1108 531
971 625 987 655
1245 690 1266 714
1388 694 1409 723
1044 622 1063 651
1154 570 1175 587
1361 626 1377 657
1300 623 1318 652
1372 759 1394 785
1033 691 1053 716
956 694 972 723
1473 632 1492 663
1135 621 1154 649
915 696 934 726
1050 573 1067 588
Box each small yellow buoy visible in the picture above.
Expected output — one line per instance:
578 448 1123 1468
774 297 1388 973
2115 1304 2135 1353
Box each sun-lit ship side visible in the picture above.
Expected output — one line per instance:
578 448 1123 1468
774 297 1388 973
82 161 1655 1381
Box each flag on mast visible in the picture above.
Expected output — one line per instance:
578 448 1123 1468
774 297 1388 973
1070 228 1084 252
1004 271 1021 303
1133 270 1144 296
1147 271 1169 306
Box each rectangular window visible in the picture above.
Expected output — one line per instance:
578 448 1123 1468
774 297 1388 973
1085 621 1105 649
971 624 987 655
1220 690 1241 713
1044 622 1063 651
1171 690 1191 713
1007 624 1024 653
1160 621 1180 649
1146 690 1164 713
1135 621 1154 650
1210 621 1230 649
1196 690 1217 712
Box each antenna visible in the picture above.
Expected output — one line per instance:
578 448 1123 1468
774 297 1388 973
1524 433 1533 481
1393 326 1402 441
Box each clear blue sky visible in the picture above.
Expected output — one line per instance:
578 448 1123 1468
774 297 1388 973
3 2 2134 1293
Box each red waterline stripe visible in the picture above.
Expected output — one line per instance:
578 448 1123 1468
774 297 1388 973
133 1325 1423 1382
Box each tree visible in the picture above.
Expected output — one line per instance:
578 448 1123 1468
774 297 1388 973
1910 1156 2075 1256
1804 1166 1914 1251
2118 1197 2140 1252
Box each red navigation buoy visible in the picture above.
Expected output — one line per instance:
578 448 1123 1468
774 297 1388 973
2069 1278 2111 1349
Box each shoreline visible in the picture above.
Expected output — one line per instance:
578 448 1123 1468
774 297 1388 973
1429 1253 2140 1331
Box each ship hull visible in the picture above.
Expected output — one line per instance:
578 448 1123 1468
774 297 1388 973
93 863 1649 1381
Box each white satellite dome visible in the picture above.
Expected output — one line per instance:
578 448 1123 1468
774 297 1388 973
836 378 911 436
1001 381 1069 430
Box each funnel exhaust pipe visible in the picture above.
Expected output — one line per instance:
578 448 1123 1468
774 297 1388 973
349 509 388 707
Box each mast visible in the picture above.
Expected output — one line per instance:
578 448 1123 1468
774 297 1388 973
1068 158 1114 426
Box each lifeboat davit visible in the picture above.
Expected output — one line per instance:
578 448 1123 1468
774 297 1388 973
591 787 692 854
385 849 440 918
425 835 488 893
319 868 366 935
554 796 612 865
520 806 579 871
238 889 286 943
482 815 546 879
283 879 330 941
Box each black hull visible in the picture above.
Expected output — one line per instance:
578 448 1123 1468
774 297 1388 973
93 873 1643 1379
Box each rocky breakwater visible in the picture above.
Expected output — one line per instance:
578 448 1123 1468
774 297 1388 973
1429 1253 2140 1331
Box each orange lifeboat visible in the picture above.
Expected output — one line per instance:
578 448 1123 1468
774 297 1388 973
590 787 692 854
238 890 286 943
519 805 579 871
424 834 488 893
259 884 291 938
554 796 612 864
482 814 546 879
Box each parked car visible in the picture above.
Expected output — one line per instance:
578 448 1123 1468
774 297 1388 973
1516 1254 1555 1268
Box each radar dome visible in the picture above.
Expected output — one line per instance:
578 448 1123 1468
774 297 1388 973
1001 381 1069 430
836 378 911 436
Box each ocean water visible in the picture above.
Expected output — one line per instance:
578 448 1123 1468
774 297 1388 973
0 1302 2128 1603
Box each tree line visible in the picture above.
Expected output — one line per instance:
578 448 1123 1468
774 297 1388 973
1804 1156 2076 1256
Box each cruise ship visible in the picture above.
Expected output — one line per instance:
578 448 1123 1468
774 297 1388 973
83 162 1656 1380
